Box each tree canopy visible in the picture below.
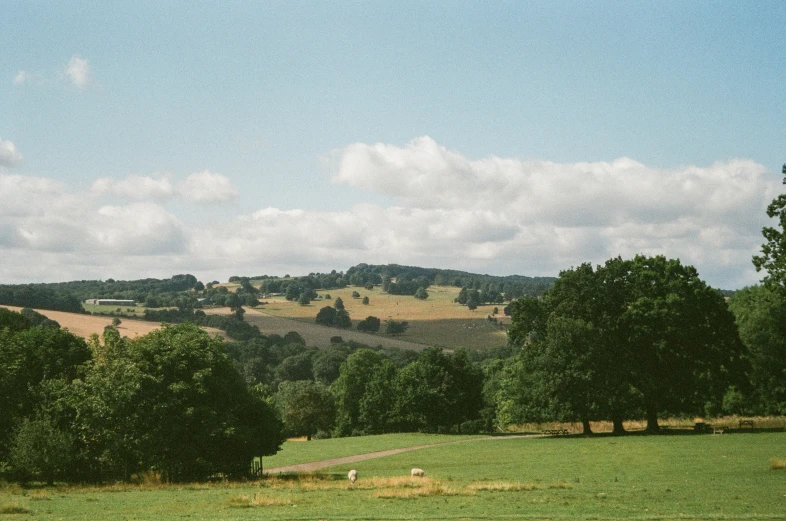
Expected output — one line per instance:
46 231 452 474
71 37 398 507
504 255 747 432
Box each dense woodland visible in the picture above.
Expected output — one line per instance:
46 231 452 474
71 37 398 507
1 165 786 484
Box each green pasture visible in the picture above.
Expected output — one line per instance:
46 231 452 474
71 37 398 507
263 433 486 469
3 432 785 520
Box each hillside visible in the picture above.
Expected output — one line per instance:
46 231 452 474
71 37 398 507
253 284 510 350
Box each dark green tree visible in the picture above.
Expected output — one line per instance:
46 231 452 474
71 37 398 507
414 287 429 300
70 323 283 481
385 319 409 336
331 350 387 436
357 316 381 333
392 348 483 432
505 255 747 433
276 380 335 440
727 284 786 414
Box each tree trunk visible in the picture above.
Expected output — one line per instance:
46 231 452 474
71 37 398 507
581 419 593 435
611 414 626 435
645 405 660 433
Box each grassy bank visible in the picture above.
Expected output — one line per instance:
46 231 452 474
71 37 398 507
3 431 785 520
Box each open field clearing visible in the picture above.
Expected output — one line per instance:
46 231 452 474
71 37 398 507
257 285 510 350
263 433 487 470
2 432 785 520
204 307 428 351
0 306 222 340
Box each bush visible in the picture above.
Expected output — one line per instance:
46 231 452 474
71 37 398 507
10 417 75 485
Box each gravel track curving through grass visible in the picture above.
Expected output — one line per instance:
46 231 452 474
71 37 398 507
263 435 537 474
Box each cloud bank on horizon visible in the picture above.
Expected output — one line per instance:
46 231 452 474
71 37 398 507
0 136 778 289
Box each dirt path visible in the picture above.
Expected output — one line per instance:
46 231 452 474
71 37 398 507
205 307 429 351
263 435 537 474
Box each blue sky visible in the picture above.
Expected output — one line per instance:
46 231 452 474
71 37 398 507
1 1 785 287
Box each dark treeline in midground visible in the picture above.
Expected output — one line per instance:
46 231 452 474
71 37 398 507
0 312 283 485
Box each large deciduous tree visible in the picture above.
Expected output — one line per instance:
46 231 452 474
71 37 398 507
753 164 786 289
276 380 335 440
504 255 747 433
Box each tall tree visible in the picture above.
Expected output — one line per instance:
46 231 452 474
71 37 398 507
505 255 747 433
753 163 786 289
276 381 335 440
727 285 786 414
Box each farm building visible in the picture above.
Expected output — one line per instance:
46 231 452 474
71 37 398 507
84 299 136 306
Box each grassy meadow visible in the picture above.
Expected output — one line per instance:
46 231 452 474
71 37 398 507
259 285 509 350
3 431 785 520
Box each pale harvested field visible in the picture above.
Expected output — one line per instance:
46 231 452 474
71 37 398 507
204 307 429 351
1 306 221 340
256 285 510 350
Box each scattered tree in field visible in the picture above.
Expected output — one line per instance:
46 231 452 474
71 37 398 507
351 290 361 299
357 316 381 333
298 292 311 306
385 319 409 336
364 283 374 290
414 287 429 300
315 306 337 326
362 296 370 305
112 316 122 327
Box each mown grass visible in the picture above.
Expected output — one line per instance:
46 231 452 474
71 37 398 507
2 431 785 520
263 432 485 469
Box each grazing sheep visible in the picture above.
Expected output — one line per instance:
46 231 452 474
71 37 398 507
348 469 358 484
411 468 425 478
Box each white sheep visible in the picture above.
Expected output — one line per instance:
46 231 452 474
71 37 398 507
411 468 425 478
348 469 358 484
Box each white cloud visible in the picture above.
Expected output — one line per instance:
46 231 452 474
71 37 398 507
0 138 23 167
65 55 91 89
179 170 238 203
92 174 175 200
12 71 30 85
90 203 188 255
0 138 779 289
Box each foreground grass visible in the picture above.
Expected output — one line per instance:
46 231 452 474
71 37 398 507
3 432 785 520
263 433 486 469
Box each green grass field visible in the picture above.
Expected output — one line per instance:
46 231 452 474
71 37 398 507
263 433 486 469
3 432 785 520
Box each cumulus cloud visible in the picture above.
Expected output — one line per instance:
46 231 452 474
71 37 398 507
0 138 779 288
179 170 238 203
92 175 175 200
65 55 91 89
91 171 238 204
0 138 23 167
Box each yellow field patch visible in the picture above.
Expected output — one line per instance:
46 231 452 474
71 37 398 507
1 306 222 341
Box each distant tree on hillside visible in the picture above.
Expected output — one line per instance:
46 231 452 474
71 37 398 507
385 319 409 336
357 316 381 333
